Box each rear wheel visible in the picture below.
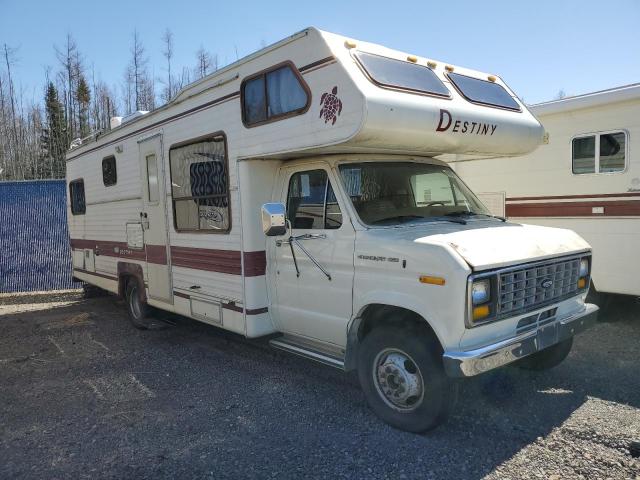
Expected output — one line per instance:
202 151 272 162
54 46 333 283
357 325 456 433
516 337 573 371
125 280 151 329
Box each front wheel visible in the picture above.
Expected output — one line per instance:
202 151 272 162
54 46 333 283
357 326 456 433
515 337 573 371
125 280 151 329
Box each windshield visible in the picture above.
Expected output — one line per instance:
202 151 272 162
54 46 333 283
338 162 491 226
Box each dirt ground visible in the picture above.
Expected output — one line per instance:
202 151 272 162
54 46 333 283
1 291 639 479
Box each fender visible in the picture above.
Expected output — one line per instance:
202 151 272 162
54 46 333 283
117 262 146 302
344 290 445 370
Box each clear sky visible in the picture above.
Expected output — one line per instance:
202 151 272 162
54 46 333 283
1 0 639 106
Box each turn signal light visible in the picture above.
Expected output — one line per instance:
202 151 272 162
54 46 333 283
577 277 587 289
419 275 446 286
344 40 357 49
472 305 490 321
445 65 454 72
488 75 496 82
407 55 418 63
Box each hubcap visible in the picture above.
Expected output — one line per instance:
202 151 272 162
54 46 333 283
373 349 424 412
129 286 141 319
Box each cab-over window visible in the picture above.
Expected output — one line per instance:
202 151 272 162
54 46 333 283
241 62 310 127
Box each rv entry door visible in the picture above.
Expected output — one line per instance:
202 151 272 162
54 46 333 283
138 133 173 303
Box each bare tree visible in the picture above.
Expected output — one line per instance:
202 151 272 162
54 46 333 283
129 29 149 111
161 28 175 102
194 46 214 80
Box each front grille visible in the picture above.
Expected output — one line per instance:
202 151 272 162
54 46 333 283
498 257 581 317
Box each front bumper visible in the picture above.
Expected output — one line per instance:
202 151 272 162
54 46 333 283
443 303 599 377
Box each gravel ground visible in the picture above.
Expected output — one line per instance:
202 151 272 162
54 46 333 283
0 291 639 479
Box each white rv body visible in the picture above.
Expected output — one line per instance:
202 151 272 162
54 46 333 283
449 84 640 297
66 28 598 431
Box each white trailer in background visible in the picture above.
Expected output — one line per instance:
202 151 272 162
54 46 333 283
67 28 598 432
449 84 640 298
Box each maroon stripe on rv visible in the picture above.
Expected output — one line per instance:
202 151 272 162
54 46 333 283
146 245 168 265
506 200 640 217
243 251 267 277
66 56 336 161
71 239 267 275
70 239 147 261
170 246 242 275
506 192 640 201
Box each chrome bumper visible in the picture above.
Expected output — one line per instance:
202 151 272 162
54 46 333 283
443 303 599 378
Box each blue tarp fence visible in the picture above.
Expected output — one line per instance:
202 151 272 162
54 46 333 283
0 180 81 293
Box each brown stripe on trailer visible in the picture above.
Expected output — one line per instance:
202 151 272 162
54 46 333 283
506 192 640 201
171 246 242 275
506 199 640 217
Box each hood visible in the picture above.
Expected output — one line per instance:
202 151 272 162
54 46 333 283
413 222 591 270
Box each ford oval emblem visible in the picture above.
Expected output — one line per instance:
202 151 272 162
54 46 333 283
541 279 554 289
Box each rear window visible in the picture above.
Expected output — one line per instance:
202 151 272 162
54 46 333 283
448 73 520 111
354 51 450 97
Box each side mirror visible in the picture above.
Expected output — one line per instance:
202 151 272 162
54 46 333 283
261 203 286 236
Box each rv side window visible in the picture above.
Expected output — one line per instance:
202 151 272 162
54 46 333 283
354 51 450 97
448 72 520 111
169 135 230 233
241 63 309 127
572 131 626 174
102 155 117 186
69 179 86 215
286 170 342 230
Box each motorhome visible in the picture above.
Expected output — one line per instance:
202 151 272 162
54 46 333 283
449 84 640 300
66 28 598 432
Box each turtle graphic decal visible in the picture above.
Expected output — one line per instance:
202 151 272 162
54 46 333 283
319 86 342 125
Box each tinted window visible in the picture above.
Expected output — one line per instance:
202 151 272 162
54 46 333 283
599 132 625 173
69 180 86 215
242 64 309 126
448 73 520 110
572 132 626 174
355 51 450 97
169 136 230 232
102 156 117 186
572 136 596 174
287 170 342 230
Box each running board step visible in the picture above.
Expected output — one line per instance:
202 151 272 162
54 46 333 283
269 336 345 370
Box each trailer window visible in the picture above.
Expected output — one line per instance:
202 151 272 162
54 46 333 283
572 131 626 174
448 73 520 111
169 136 230 232
241 63 310 127
102 155 117 186
354 51 450 97
69 179 86 215
286 170 342 230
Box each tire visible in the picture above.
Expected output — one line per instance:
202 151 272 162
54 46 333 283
516 337 573 371
357 325 457 433
125 279 151 330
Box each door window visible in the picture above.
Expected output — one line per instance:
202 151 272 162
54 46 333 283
146 153 159 202
286 170 342 230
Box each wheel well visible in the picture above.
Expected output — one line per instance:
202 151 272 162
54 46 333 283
344 304 442 371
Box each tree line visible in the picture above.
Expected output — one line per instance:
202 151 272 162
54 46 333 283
0 29 218 181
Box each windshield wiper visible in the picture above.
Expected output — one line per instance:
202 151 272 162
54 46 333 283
445 210 506 222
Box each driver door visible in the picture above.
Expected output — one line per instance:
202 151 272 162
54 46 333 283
270 167 355 346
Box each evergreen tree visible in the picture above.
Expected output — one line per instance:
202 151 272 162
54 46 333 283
41 81 68 178
76 75 91 137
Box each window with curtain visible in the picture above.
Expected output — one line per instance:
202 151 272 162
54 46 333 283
169 136 230 232
242 63 309 126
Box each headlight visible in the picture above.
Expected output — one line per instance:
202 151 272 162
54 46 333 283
471 279 491 305
579 258 589 277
